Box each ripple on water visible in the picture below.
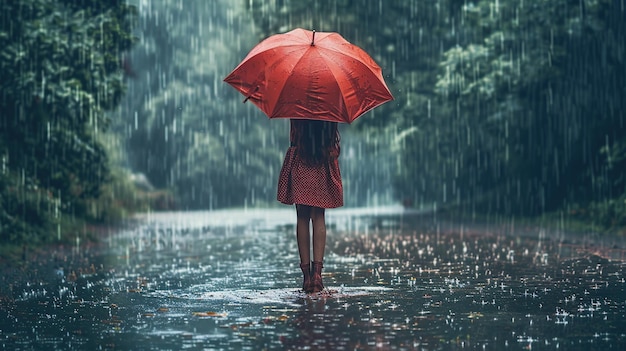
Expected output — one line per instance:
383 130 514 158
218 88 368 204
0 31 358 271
4 208 626 350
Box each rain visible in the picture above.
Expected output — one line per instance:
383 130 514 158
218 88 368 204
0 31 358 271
1 0 625 350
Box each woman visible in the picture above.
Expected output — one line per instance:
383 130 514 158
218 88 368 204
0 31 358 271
277 119 343 293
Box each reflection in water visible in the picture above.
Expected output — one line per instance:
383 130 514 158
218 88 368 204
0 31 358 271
287 298 332 349
1 207 625 350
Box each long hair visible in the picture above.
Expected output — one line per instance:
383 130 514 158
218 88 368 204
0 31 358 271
293 119 340 166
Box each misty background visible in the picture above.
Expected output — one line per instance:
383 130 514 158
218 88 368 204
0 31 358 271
1 0 624 244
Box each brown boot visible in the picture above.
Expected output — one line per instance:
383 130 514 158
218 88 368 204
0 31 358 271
300 262 312 293
311 261 324 293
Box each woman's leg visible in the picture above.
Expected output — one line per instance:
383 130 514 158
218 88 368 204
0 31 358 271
296 205 313 292
310 207 326 292
295 204 312 264
310 207 326 262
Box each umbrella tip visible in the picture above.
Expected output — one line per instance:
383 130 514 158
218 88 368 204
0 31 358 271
311 29 316 46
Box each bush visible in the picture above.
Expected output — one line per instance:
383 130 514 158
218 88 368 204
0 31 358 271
0 172 56 244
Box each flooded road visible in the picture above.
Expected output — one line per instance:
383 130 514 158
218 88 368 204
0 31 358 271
1 207 625 350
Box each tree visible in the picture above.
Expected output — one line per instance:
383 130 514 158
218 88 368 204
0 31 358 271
436 0 626 216
0 0 136 243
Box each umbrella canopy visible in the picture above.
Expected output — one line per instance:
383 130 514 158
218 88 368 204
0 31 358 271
224 28 393 123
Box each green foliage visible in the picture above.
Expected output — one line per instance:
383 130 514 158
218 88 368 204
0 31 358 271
434 0 626 216
563 197 626 232
0 0 137 244
0 171 56 244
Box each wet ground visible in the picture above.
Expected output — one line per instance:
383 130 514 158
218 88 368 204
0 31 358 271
1 206 625 350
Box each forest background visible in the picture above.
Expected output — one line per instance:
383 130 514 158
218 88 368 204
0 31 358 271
1 0 624 249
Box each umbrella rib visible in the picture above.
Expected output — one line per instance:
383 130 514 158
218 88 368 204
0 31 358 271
319 50 393 121
315 37 377 67
268 47 319 118
263 46 315 117
230 44 306 73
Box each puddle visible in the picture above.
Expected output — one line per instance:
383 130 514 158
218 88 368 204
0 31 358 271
1 207 625 350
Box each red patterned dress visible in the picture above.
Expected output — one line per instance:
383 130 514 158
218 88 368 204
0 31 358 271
277 120 343 208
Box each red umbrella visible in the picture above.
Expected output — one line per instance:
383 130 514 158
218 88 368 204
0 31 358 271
224 28 393 124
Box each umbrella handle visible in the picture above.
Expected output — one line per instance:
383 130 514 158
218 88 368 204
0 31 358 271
243 86 259 103
311 30 316 46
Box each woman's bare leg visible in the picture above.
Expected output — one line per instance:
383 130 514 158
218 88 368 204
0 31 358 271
309 207 326 292
310 207 326 262
295 205 312 264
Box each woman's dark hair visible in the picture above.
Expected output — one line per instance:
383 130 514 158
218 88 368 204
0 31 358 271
294 119 340 166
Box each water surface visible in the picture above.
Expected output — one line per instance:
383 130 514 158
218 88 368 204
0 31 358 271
2 207 625 350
